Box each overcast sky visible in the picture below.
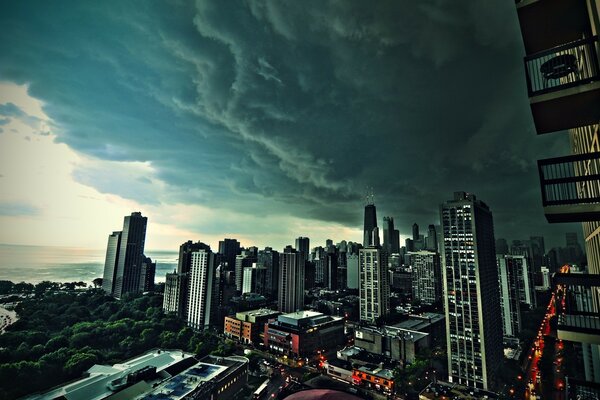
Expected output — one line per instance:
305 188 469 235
0 1 581 251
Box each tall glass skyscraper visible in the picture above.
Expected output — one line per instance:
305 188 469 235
101 212 147 299
440 192 502 390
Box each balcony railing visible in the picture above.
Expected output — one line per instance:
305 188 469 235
538 152 600 207
525 36 599 96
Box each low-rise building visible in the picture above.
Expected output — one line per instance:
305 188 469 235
264 310 345 358
223 308 281 345
352 364 395 394
25 349 248 400
323 358 353 383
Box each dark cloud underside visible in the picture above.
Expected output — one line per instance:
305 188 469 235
0 1 577 246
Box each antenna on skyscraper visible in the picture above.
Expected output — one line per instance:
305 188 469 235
365 187 374 206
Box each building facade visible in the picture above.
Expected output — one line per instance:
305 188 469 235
408 251 442 305
101 231 121 295
359 246 390 323
278 248 304 313
187 248 217 330
440 192 503 390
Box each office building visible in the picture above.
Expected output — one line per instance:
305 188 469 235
224 308 281 345
515 0 600 389
257 247 279 300
363 195 378 247
101 212 148 298
235 250 256 292
139 256 155 292
383 217 396 254
295 237 310 263
408 251 441 305
426 224 438 252
497 255 523 339
278 248 304 313
163 271 187 316
440 192 502 390
101 231 121 295
187 247 218 330
218 238 240 270
263 311 345 358
163 241 211 318
359 245 390 323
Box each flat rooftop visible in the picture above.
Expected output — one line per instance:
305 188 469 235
27 350 195 400
356 365 394 380
235 308 280 321
394 312 444 331
419 382 499 399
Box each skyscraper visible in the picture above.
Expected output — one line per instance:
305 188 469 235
257 247 279 300
412 223 419 241
497 255 523 340
363 196 378 247
235 249 256 292
359 246 389 323
408 250 441 305
383 216 395 253
187 247 217 330
163 241 211 318
278 247 304 313
218 238 241 270
101 231 121 295
426 224 438 252
139 256 155 292
295 237 310 263
440 192 502 390
359 201 389 323
104 212 148 299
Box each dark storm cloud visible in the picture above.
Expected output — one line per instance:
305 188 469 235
0 1 577 246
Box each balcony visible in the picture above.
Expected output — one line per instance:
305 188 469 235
524 36 600 134
538 152 600 222
555 276 600 345
516 0 591 54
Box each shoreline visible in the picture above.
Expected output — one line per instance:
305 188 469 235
0 304 18 334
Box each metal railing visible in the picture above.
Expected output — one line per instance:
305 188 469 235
525 36 600 96
538 152 600 206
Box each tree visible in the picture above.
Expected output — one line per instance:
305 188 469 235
92 278 103 288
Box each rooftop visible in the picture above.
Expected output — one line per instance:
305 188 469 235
356 365 395 380
419 382 499 399
235 308 280 322
27 350 194 400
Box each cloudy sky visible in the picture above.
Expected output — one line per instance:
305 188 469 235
0 1 580 251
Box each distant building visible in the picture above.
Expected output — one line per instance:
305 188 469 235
441 192 502 390
497 255 522 339
541 266 551 290
359 246 390 323
263 311 344 358
278 248 304 313
257 247 279 300
235 250 256 292
363 196 378 247
163 271 187 316
408 251 441 304
347 253 359 289
218 238 241 270
162 241 211 318
101 212 148 298
139 256 155 292
426 224 438 252
101 231 121 295
187 247 218 330
295 237 310 263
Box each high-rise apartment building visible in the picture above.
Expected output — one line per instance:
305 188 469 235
295 237 310 263
257 247 279 300
408 250 441 305
440 192 502 390
101 212 148 298
278 248 304 313
163 241 211 318
218 238 240 270
359 201 389 323
101 231 121 295
235 250 256 292
515 0 600 389
187 247 217 330
497 255 523 339
359 246 390 323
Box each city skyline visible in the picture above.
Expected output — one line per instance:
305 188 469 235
0 2 582 252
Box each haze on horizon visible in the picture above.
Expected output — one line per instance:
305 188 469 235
0 1 582 252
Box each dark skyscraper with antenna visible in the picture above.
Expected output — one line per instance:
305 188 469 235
363 193 378 247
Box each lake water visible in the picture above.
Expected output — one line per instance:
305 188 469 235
0 244 178 285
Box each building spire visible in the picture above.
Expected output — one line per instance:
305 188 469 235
365 187 375 206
